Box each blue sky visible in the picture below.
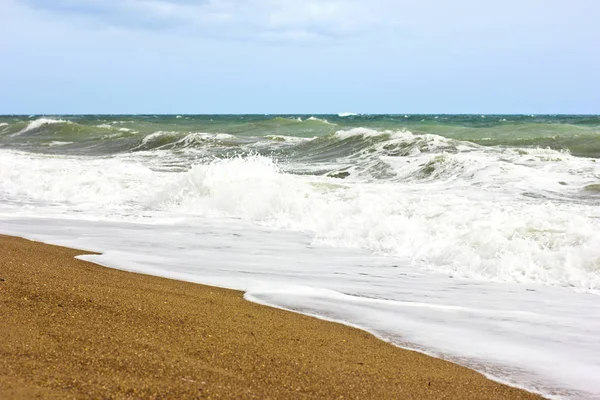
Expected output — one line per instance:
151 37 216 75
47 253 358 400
0 0 599 114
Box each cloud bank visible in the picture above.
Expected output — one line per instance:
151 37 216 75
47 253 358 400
22 0 383 41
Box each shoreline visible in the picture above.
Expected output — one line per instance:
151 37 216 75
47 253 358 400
0 234 542 399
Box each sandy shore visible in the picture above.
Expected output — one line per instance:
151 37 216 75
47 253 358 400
0 235 542 399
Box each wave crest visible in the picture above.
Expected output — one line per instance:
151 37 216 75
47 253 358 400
11 118 71 137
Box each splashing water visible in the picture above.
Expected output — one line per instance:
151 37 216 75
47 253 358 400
1 114 600 398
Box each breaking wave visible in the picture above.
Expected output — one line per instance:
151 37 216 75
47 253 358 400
11 118 71 137
2 148 599 291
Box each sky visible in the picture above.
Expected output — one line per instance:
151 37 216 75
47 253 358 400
0 0 599 114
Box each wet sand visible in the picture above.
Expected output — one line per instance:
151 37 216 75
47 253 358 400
0 235 542 399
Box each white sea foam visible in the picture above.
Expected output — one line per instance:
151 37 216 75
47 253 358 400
333 127 431 141
333 128 457 157
0 151 156 207
47 141 73 147
338 112 358 117
161 156 600 290
306 116 333 125
136 131 236 150
334 127 390 139
94 123 133 133
0 122 9 127
101 133 129 140
172 132 236 147
1 144 599 398
0 214 598 399
264 134 313 143
1 149 598 290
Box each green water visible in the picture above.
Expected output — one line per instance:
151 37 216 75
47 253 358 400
1 114 599 158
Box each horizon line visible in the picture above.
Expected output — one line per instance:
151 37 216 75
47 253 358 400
1 113 599 116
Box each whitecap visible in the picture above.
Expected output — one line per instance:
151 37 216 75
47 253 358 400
306 116 333 125
11 118 70 137
264 135 313 143
47 141 73 147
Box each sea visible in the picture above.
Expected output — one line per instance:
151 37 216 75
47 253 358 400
1 114 599 398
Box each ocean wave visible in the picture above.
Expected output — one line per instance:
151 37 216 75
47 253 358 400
5 115 597 158
133 131 238 151
95 124 114 129
235 116 339 139
154 155 600 290
1 149 599 290
289 128 467 179
92 123 133 133
332 128 443 143
313 128 595 186
11 118 71 137
47 141 73 147
100 133 132 140
264 135 313 143
139 131 177 145
334 127 389 139
305 116 334 125
173 132 237 147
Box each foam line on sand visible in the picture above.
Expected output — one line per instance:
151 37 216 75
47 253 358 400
0 235 542 399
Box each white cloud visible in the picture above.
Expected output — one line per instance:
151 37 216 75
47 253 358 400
19 0 385 41
14 0 600 47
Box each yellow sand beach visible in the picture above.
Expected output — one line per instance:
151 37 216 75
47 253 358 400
0 235 542 399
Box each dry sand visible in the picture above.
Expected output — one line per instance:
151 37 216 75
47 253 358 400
0 234 542 399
